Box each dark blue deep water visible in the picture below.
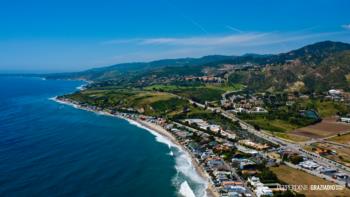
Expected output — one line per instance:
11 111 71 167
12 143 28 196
0 76 208 197
0 77 185 197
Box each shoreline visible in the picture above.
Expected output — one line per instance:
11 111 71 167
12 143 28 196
52 96 219 197
137 120 219 197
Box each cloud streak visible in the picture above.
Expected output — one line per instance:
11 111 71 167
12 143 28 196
139 33 268 46
102 33 269 46
102 30 349 48
342 24 350 30
225 25 244 33
96 30 350 66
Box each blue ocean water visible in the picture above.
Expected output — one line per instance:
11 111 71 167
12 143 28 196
0 76 206 197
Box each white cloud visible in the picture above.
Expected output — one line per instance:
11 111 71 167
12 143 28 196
140 33 268 46
342 24 350 30
101 31 348 48
98 30 350 64
102 33 269 46
225 25 244 33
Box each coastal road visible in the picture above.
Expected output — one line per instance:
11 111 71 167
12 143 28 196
186 98 350 185
221 108 350 183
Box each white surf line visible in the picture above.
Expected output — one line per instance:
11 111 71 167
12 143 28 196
51 97 209 197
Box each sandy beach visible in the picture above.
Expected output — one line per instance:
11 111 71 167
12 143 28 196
137 120 219 197
53 97 219 197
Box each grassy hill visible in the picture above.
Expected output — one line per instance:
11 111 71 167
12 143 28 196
48 41 350 93
228 41 350 92
46 55 238 81
62 89 192 117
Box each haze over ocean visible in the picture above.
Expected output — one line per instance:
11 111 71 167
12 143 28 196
0 76 205 197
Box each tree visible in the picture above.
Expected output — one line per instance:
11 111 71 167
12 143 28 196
289 155 304 164
254 124 261 131
258 168 278 183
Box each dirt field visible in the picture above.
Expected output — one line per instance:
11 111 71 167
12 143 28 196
274 132 310 142
328 133 350 145
291 117 350 138
271 165 350 197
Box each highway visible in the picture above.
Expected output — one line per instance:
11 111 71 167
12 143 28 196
187 98 350 186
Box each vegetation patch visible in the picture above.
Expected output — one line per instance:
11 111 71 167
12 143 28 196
64 89 191 116
328 133 350 145
144 84 244 104
273 132 310 142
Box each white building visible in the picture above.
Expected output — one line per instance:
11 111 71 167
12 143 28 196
329 89 341 96
221 131 236 140
251 107 268 113
236 145 258 155
340 117 350 123
209 125 221 132
298 160 320 170
248 176 263 188
255 186 273 197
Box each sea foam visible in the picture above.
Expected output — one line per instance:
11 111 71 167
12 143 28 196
173 150 208 197
179 181 196 197
76 84 86 90
52 97 208 197
116 118 208 197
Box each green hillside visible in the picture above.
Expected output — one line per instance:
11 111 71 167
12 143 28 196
48 41 350 93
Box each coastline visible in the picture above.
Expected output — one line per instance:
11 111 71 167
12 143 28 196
52 96 219 197
137 120 219 197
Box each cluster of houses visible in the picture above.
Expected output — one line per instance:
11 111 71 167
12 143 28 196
238 140 270 151
62 97 343 196
184 76 224 83
327 89 345 101
183 119 222 133
183 118 237 141
278 148 350 184
323 89 350 123
221 88 350 117
298 159 350 180
166 124 253 196
247 177 274 197
162 119 284 197
302 88 350 103
221 94 268 114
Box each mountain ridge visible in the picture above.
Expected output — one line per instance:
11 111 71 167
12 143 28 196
46 40 350 92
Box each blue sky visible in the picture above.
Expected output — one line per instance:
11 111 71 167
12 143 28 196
0 0 350 73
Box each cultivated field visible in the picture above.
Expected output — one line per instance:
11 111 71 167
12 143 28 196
271 165 350 197
291 117 350 138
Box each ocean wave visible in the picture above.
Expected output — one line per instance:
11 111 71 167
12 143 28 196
49 97 80 109
127 119 178 149
76 84 86 90
113 118 208 197
173 150 208 197
51 98 208 197
174 153 207 184
179 181 196 197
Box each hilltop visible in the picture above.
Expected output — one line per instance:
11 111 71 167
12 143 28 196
47 41 350 93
